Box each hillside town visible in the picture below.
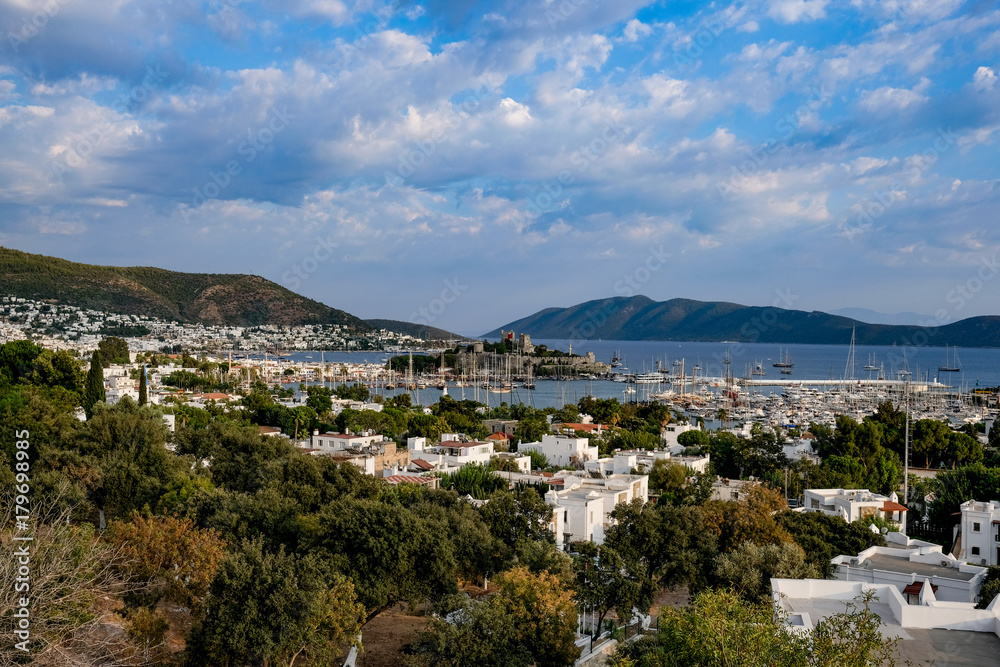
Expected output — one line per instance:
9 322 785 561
0 295 446 353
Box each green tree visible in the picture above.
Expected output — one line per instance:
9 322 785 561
609 588 906 667
305 385 333 414
420 595 532 667
84 350 106 418
676 429 709 450
98 336 131 366
183 539 363 666
492 566 581 667
714 541 820 603
305 498 458 621
138 366 147 406
573 541 654 636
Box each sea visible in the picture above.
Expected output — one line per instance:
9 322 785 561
276 340 1000 411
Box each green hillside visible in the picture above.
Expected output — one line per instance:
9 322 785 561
0 247 368 328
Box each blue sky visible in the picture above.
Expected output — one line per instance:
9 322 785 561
1 0 999 335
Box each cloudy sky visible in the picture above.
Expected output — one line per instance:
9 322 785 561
1 0 999 335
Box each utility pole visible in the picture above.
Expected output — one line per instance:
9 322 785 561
904 379 910 506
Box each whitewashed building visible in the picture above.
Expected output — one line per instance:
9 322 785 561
955 500 1000 567
519 434 598 469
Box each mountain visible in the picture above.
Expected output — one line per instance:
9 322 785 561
0 247 369 328
364 319 470 341
483 296 1000 347
828 308 931 326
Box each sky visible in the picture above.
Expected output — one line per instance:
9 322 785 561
1 0 1000 336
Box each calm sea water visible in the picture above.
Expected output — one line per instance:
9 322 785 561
281 340 1000 410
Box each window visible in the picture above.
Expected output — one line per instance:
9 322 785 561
972 547 981 556
974 522 982 532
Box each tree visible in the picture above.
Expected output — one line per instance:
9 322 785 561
609 588 906 667
108 515 227 608
775 511 885 577
648 460 713 506
676 429 709 450
714 541 819 603
573 541 654 637
334 383 370 402
438 463 507 499
305 385 333 414
604 500 718 594
479 487 553 550
138 365 147 406
492 566 581 667
84 350 105 418
183 539 363 666
420 594 533 667
98 336 131 366
305 498 458 621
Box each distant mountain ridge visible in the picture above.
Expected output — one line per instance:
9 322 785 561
483 296 1000 347
365 319 469 341
0 247 368 328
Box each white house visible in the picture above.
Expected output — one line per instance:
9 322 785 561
830 532 988 604
802 488 908 532
955 499 1000 566
519 434 598 469
310 431 385 452
545 473 649 547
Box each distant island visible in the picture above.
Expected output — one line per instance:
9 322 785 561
484 295 1000 347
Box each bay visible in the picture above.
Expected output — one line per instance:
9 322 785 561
278 340 1000 411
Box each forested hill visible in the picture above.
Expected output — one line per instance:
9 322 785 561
0 247 369 328
484 295 1000 347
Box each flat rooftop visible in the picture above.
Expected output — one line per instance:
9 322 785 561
783 597 1000 665
865 554 976 581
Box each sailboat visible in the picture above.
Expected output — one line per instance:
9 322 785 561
938 345 961 373
773 348 794 368
863 353 879 372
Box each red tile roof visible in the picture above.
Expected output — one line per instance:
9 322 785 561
411 459 435 470
882 501 908 512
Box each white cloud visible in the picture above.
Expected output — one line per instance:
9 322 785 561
499 98 532 127
858 78 930 112
622 19 652 42
768 0 829 24
973 66 997 91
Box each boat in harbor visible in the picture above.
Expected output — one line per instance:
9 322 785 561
939 344 961 372
773 348 794 368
